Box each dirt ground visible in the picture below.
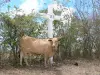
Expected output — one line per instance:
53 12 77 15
0 59 100 75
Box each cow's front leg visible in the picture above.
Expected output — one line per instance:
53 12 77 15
44 56 48 68
49 56 55 66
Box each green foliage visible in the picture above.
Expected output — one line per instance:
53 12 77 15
0 7 46 65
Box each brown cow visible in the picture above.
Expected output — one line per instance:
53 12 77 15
19 35 59 67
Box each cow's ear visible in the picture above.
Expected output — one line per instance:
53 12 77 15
48 38 52 41
48 39 53 45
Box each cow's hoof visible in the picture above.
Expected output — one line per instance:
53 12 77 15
53 62 55 64
20 63 22 66
44 65 48 69
27 65 30 67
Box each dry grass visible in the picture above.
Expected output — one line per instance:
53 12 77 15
0 59 100 75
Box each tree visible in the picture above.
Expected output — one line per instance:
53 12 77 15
0 7 44 65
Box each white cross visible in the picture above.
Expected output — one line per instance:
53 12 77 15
40 3 63 38
39 2 74 38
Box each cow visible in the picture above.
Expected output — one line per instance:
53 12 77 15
19 35 60 67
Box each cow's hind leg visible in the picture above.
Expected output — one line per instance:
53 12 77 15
20 51 23 66
24 53 29 66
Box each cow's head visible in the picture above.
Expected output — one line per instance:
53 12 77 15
48 37 60 51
